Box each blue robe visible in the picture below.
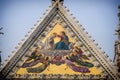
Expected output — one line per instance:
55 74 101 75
55 35 70 50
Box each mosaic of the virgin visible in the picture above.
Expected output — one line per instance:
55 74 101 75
17 23 101 75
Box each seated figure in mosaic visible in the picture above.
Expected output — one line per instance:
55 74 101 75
37 33 57 50
55 31 71 50
44 33 57 50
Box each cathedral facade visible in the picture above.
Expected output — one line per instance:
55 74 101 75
0 0 120 80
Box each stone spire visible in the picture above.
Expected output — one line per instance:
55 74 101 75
114 5 120 73
117 5 120 40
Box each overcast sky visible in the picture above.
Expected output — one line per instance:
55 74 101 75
0 0 120 62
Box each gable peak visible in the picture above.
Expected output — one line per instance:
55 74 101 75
51 0 64 5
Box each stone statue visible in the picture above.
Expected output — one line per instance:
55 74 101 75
51 0 64 5
0 27 4 35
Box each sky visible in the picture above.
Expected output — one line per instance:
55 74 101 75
0 0 120 62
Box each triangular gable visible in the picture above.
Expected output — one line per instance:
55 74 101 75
0 2 119 80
